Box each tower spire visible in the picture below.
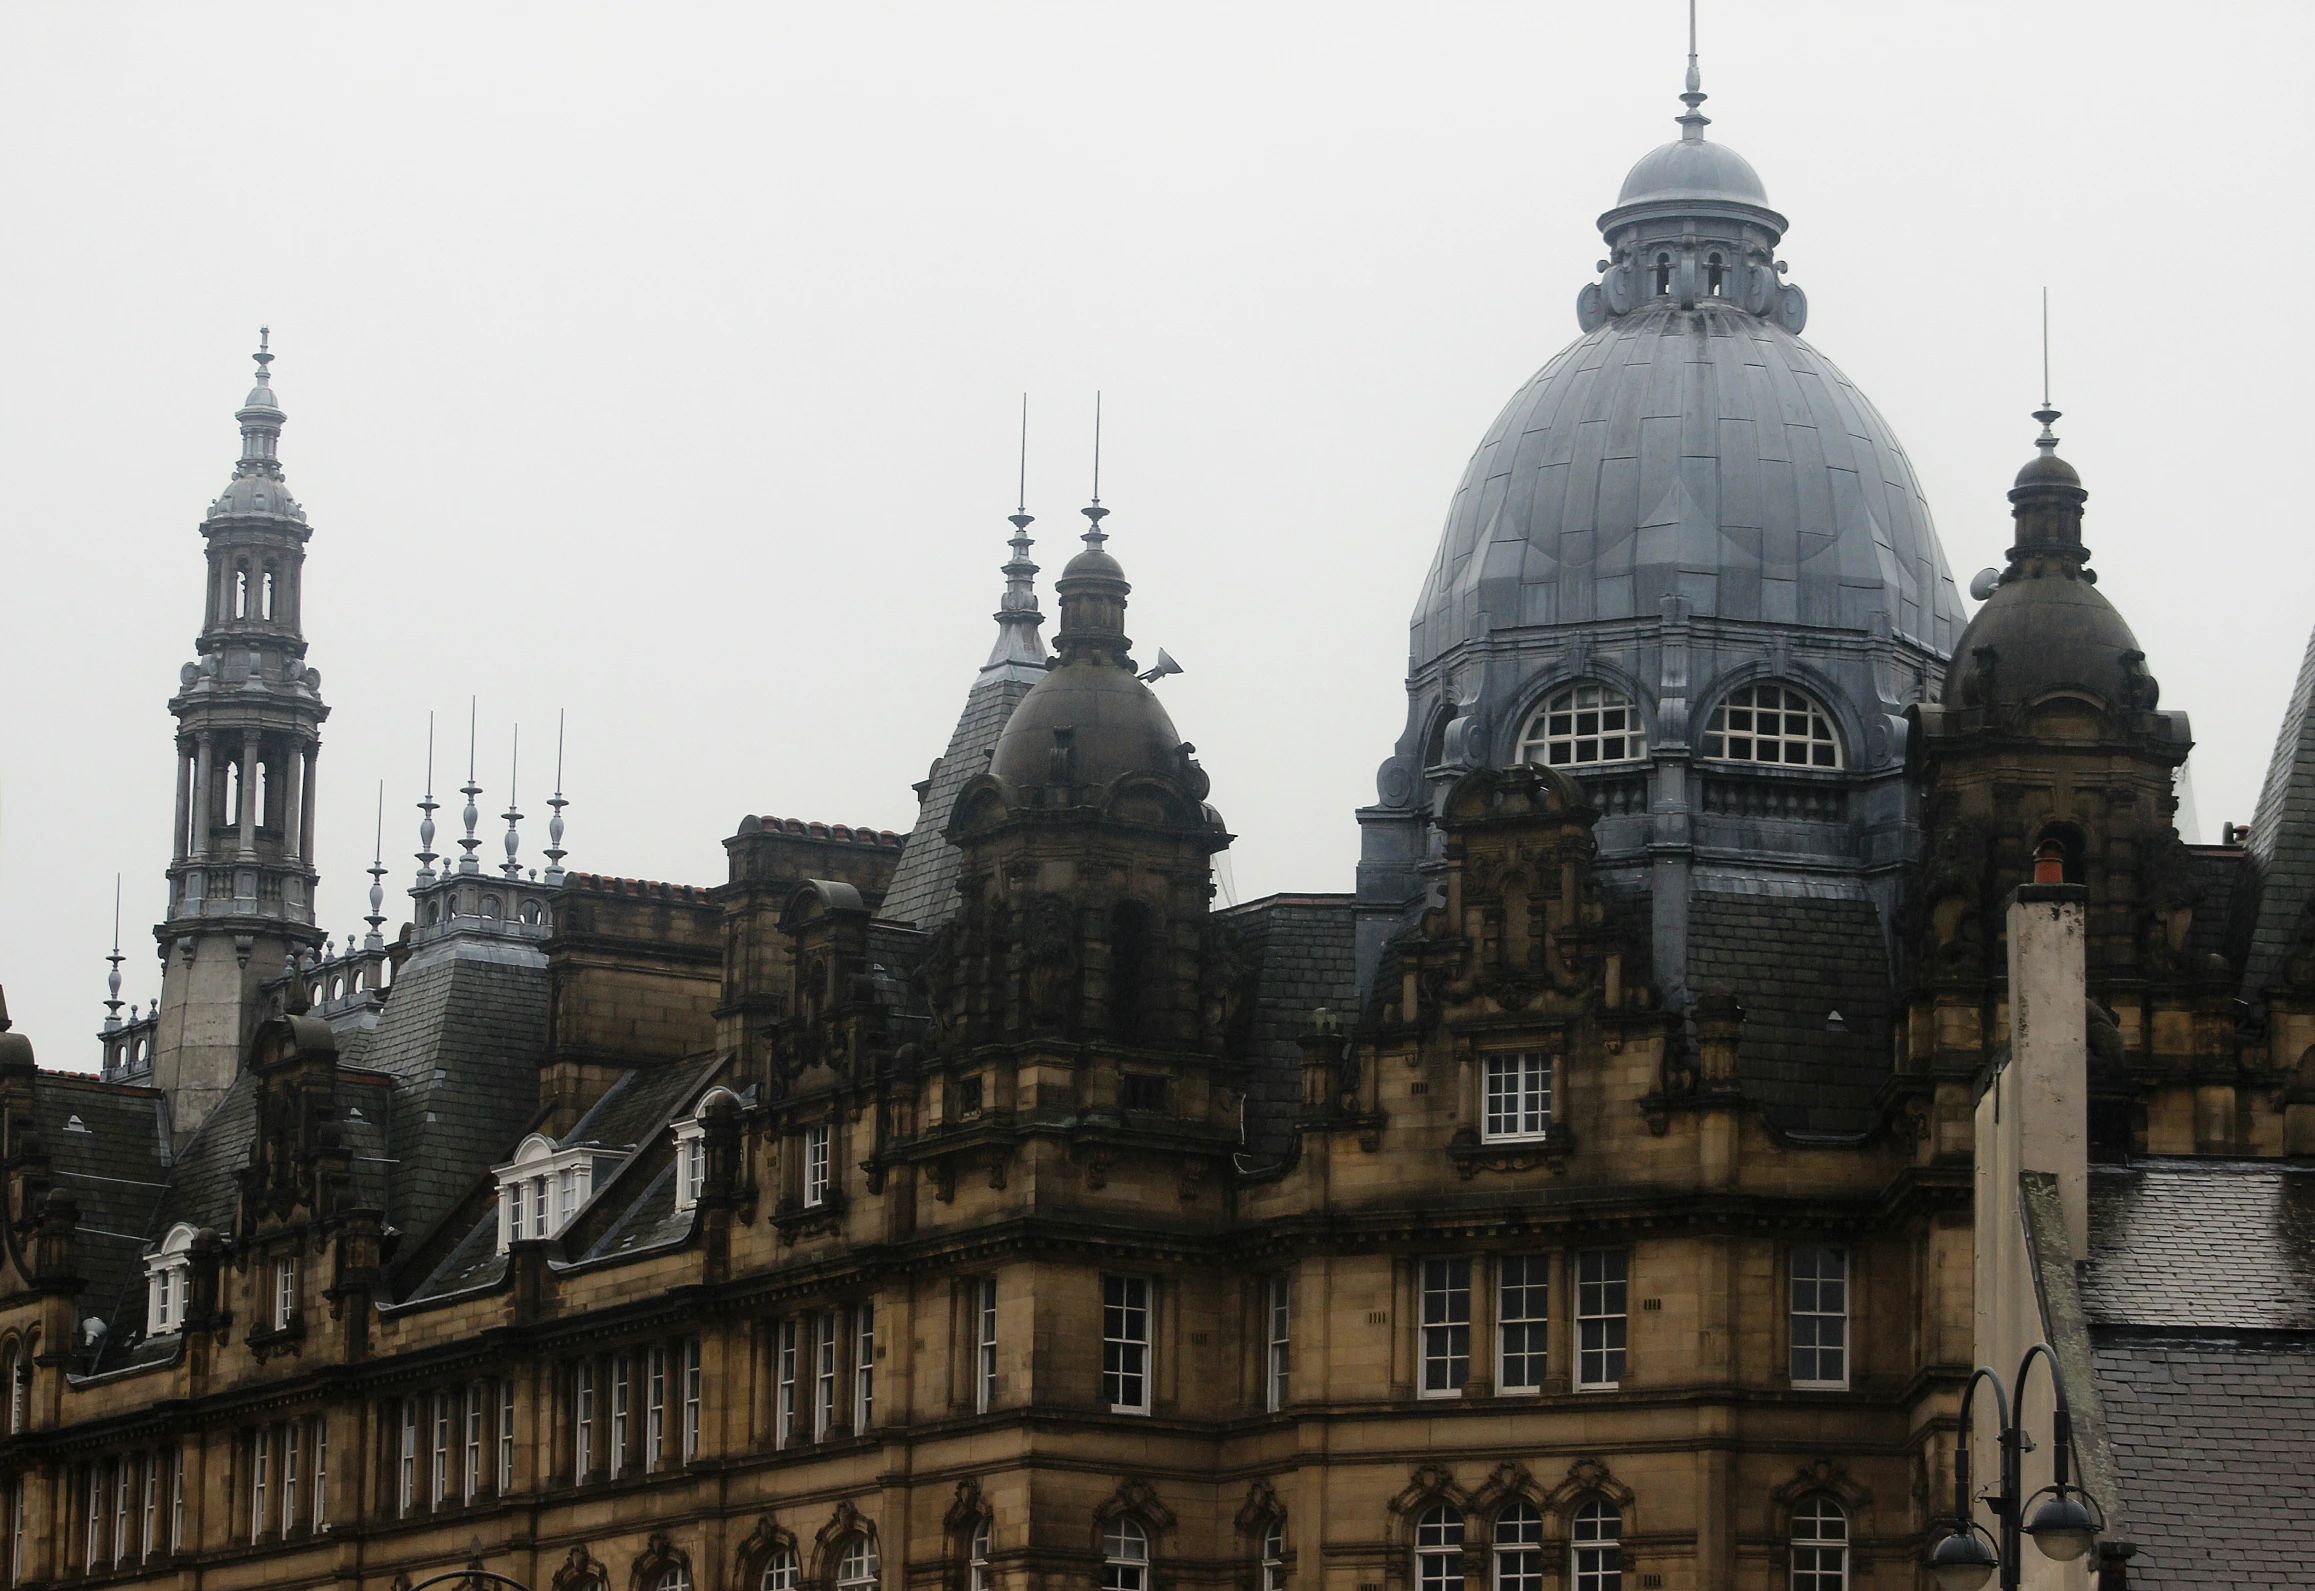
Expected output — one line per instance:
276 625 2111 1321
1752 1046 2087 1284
543 710 569 884
986 395 1048 672
2035 285 2061 454
366 781 389 948
501 725 525 878
1678 0 1710 141
103 875 125 1031
416 712 440 882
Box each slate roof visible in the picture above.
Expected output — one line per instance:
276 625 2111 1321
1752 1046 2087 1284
882 664 1043 931
2082 1162 2315 1589
2082 1162 2315 1331
1218 895 1359 1162
2239 622 2315 1001
1685 885 1893 1134
362 941 549 1254
2092 1338 2315 1590
33 1073 172 1352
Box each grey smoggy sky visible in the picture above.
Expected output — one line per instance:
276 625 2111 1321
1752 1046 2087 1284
3 1 2308 1060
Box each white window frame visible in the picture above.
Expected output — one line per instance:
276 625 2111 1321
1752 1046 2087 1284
1491 1503 1541 1591
1495 1255 1548 1394
1702 682 1843 768
1413 1504 1464 1591
145 1224 196 1336
1570 1500 1621 1591
282 1422 300 1532
1101 1519 1149 1591
249 1428 269 1539
491 1135 597 1252
273 1257 296 1330
573 1361 595 1481
495 1381 514 1494
804 1124 832 1208
1575 1250 1628 1391
462 1383 482 1503
1789 1496 1848 1591
681 1337 702 1461
1260 1520 1286 1591
311 1417 328 1532
1481 1053 1551 1142
430 1392 450 1507
763 1547 799 1591
853 1303 875 1434
835 1536 879 1591
975 1277 998 1414
1419 1258 1471 1397
646 1346 666 1471
970 1519 993 1591
138 1451 158 1560
1265 1274 1291 1413
1789 1245 1850 1390
397 1401 418 1517
1102 1275 1152 1414
813 1309 838 1441
775 1320 797 1449
1518 682 1646 767
611 1354 631 1479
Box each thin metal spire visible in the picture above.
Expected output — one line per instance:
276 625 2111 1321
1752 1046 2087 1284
1017 392 1030 515
104 875 125 1031
1082 392 1110 548
458 697 482 874
544 710 569 884
1677 0 1710 140
416 711 440 883
366 781 389 947
2034 286 2062 454
501 724 525 879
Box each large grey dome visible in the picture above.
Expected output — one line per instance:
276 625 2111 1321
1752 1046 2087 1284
1410 298 1963 667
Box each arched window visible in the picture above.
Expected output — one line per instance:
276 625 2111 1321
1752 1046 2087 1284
480 895 502 920
969 1520 992 1591
1260 1521 1285 1591
1519 684 1645 767
760 1547 798 1591
1653 253 1672 296
1491 1504 1541 1591
1570 1500 1621 1591
146 1224 196 1335
1706 252 1725 296
836 1538 879 1591
234 567 250 620
519 899 543 925
1414 1505 1464 1591
1789 1498 1847 1590
224 760 243 826
1 1343 17 1436
425 899 441 926
261 568 277 621
1703 683 1842 769
654 1569 692 1591
1101 1519 1149 1591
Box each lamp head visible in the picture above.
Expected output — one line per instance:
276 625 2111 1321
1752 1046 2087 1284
1926 1528 1998 1591
2025 1492 2099 1562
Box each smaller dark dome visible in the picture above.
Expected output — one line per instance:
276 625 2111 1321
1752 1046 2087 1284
2013 450 2082 490
1060 544 1125 582
1944 572 2143 710
988 659 1188 793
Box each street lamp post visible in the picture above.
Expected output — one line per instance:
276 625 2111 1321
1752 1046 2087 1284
1926 1343 2105 1590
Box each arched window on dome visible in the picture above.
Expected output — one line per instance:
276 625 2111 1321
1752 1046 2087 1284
1788 1497 1847 1590
1653 252 1672 297
1706 252 1725 297
1518 684 1646 768
1703 683 1842 769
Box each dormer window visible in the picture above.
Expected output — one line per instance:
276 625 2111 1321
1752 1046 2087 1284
491 1135 601 1253
1703 682 1843 768
670 1088 744 1215
1519 684 1646 767
145 1224 196 1336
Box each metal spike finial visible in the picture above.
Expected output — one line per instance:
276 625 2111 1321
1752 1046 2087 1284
501 725 525 879
1081 392 1110 548
416 712 440 883
103 875 125 1031
255 326 273 378
458 697 483 874
2033 286 2062 454
1677 0 1710 139
543 710 569 884
366 781 389 947
986 399 1048 672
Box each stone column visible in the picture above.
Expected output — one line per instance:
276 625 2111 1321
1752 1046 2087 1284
191 733 214 859
240 730 261 856
282 737 305 863
172 742 193 863
300 743 319 865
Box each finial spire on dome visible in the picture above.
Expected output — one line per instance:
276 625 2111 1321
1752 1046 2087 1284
1678 0 1710 141
103 875 125 1032
501 725 525 878
367 781 389 947
458 698 483 875
987 395 1049 673
1082 391 1110 549
543 710 569 885
416 711 440 883
2034 285 2061 455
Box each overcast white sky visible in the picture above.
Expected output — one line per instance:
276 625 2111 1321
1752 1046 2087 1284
3 2 2309 1061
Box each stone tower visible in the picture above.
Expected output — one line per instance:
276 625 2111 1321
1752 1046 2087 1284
150 335 330 1142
